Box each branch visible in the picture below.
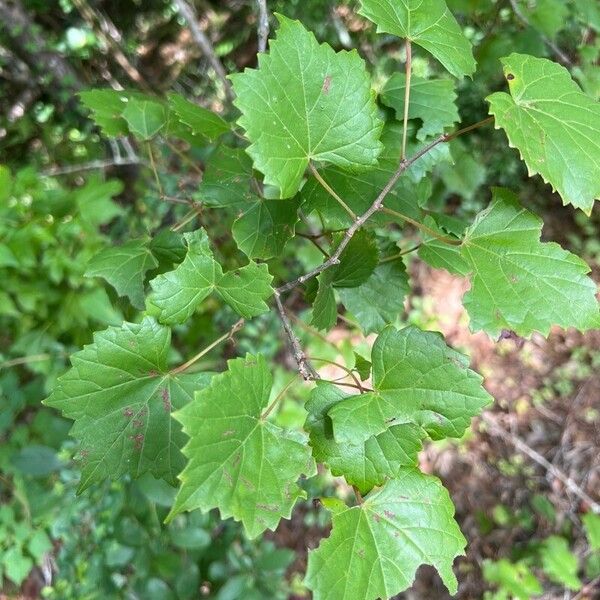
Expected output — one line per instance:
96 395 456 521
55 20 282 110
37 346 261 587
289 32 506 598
41 157 145 177
274 292 319 381
508 0 573 67
482 414 600 514
255 0 270 54
277 116 494 295
172 0 233 100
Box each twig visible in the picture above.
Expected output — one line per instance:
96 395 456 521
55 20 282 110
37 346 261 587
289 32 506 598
276 116 493 295
308 356 363 391
173 0 233 100
41 157 145 177
482 414 600 514
508 0 573 67
379 245 421 263
261 374 298 420
401 39 412 161
255 0 270 54
0 354 51 370
274 292 319 381
309 162 356 220
146 142 164 197
170 319 244 375
381 207 462 245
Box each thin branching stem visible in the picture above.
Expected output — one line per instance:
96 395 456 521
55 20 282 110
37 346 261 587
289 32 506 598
401 39 412 161
309 162 357 220
381 207 462 245
308 356 363 391
261 374 298 420
171 319 244 375
146 141 164 198
255 0 270 54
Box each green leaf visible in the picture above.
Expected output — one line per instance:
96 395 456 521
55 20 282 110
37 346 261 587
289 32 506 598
122 98 168 140
353 353 371 381
44 317 212 491
483 559 543 600
86 238 159 310
583 513 600 551
149 229 273 324
461 189 599 337
327 325 492 445
301 122 435 229
168 354 315 538
338 260 410 334
306 383 423 493
310 274 338 331
305 470 466 598
329 231 380 288
150 230 223 324
232 197 300 260
540 536 581 590
217 262 274 319
418 216 469 276
195 146 256 208
358 0 476 78
168 93 230 141
487 53 600 214
230 14 383 198
381 74 459 140
526 0 569 39
11 445 63 477
78 89 129 137
74 177 124 227
3 547 33 586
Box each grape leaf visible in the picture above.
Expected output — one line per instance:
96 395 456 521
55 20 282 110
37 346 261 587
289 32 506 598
338 260 410 334
306 382 423 493
540 536 581 590
310 231 380 331
461 188 599 337
327 325 492 444
149 229 273 324
168 93 230 141
487 53 600 214
358 0 476 78
230 14 383 198
44 317 212 491
353 353 372 381
78 89 129 137
418 216 469 276
167 354 315 538
122 98 168 140
195 146 256 208
217 262 274 319
86 239 159 310
232 197 300 259
305 470 466 598
301 122 436 229
381 74 459 140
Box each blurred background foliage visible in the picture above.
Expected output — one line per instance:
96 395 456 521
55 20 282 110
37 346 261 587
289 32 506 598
0 0 599 598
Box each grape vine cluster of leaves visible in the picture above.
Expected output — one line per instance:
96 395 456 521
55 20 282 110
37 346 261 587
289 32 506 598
45 1 600 598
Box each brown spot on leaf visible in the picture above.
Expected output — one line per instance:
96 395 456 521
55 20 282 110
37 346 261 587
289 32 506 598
133 419 144 429
506 73 515 81
322 75 332 94
373 512 381 523
357 548 365 558
161 388 171 412
123 407 134 418
222 430 236 437
131 433 144 450
384 510 396 519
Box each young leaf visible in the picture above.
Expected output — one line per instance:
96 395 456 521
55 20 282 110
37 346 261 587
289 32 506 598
168 93 230 141
327 325 492 444
232 197 300 260
582 513 600 550
310 274 338 332
358 0 476 78
86 238 159 310
482 559 543 600
540 536 581 591
418 216 469 276
78 89 130 137
149 229 273 324
217 262 274 319
122 98 168 140
230 14 383 198
305 383 423 493
461 189 599 337
44 317 212 491
337 260 410 335
487 53 600 214
381 75 459 140
196 146 256 208
305 470 466 598
168 354 315 538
